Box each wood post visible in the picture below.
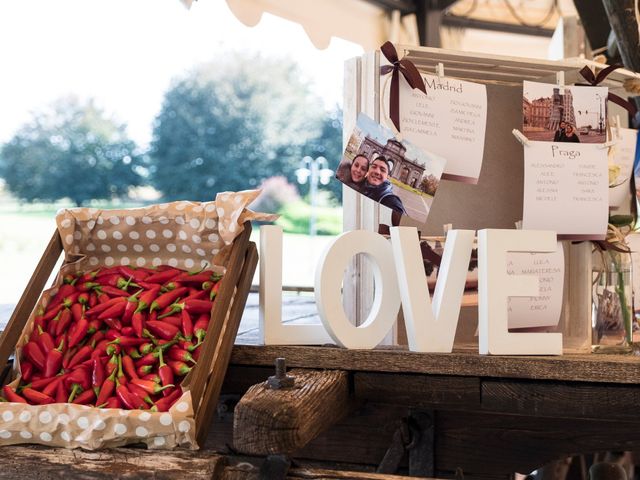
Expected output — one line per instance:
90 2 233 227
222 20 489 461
233 369 349 455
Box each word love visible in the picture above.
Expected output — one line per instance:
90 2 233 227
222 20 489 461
259 226 563 356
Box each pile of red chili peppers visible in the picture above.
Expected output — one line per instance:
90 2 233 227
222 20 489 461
1 265 222 411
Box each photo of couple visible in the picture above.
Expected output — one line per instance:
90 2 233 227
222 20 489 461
337 114 447 223
552 121 580 143
522 81 607 144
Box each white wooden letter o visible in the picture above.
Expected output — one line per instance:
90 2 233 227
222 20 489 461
315 230 401 349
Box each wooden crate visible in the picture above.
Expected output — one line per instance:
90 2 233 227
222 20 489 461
0 221 258 447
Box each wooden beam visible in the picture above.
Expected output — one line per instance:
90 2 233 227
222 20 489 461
233 369 349 455
0 445 226 479
230 345 640 384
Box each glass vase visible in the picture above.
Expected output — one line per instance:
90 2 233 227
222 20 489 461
592 249 636 353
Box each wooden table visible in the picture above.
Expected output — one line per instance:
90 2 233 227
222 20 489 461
208 345 640 479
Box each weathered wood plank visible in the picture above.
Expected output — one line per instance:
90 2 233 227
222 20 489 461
234 369 349 455
481 380 640 421
0 445 225 479
230 345 640 384
355 372 480 409
435 410 640 475
0 230 62 371
195 237 258 447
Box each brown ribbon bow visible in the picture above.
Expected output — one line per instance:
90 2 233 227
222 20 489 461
380 41 427 132
577 64 638 118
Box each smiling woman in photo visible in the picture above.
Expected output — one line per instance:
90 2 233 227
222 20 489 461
336 154 370 192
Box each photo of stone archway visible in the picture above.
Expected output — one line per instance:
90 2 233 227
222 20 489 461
336 114 447 224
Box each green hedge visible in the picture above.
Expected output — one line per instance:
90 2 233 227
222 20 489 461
276 201 342 235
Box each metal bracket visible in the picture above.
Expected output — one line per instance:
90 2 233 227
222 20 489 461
377 409 435 477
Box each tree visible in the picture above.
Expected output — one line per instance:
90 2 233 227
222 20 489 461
420 174 439 196
0 97 144 206
149 54 326 201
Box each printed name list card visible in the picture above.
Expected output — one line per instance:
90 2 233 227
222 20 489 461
522 141 608 240
507 245 564 329
399 73 487 183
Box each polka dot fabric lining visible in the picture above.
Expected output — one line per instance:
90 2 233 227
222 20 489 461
0 190 276 450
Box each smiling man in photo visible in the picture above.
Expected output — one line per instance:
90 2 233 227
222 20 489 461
363 156 406 215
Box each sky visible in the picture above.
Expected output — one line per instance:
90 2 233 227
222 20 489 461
0 0 363 148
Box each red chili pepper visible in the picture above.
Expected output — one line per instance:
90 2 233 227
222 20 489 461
137 364 153 377
119 290 141 327
67 383 83 402
77 292 90 305
142 373 161 384
88 292 98 307
144 268 182 284
50 284 76 307
98 300 127 320
104 317 123 331
92 357 105 396
139 342 154 355
125 346 142 359
23 341 46 371
99 285 131 298
65 365 91 391
68 317 89 348
42 375 65 398
150 287 188 312
86 296 123 317
28 376 57 391
103 396 121 408
109 336 146 348
118 383 147 410
119 266 150 283
55 381 67 403
92 339 110 359
146 321 180 341
173 271 215 284
168 346 196 364
210 281 221 300
132 311 147 338
105 355 119 377
42 303 63 322
76 281 100 292
71 302 84 324
22 387 54 405
187 289 208 301
159 315 182 328
88 326 104 346
21 361 34 382
194 314 209 344
44 338 65 377
95 266 122 278
63 273 77 284
106 343 121 356
127 383 154 405
157 349 174 395
167 360 192 376
131 378 174 395
52 308 72 337
192 344 202 361
151 388 182 412
122 355 139 380
68 345 93 370
96 365 118 407
72 388 96 405
181 310 194 341
121 326 135 337
136 351 160 367
2 385 27 404
37 327 55 355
